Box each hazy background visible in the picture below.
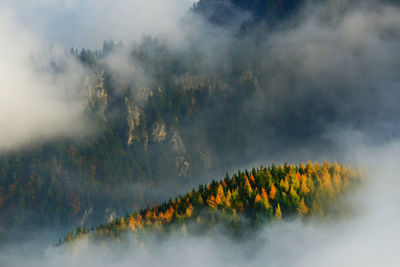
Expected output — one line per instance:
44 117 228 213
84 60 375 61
1 0 400 266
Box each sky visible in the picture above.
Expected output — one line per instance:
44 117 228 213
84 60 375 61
1 0 195 49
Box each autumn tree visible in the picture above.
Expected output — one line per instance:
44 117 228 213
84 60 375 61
275 204 282 220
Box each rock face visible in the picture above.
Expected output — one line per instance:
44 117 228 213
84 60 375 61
125 97 144 146
174 156 190 177
85 70 197 178
152 122 167 143
199 149 212 170
86 71 109 117
169 130 186 154
169 130 190 177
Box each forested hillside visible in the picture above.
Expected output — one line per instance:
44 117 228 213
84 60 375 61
0 36 265 234
0 30 347 237
61 162 361 244
1 0 398 245
3 0 400 266
0 0 320 233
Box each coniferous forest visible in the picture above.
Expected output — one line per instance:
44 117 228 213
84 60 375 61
0 0 344 236
1 0 400 266
61 162 361 244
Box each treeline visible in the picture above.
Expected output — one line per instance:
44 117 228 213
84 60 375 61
62 162 362 243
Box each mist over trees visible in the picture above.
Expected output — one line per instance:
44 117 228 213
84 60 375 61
61 162 361 245
0 2 400 267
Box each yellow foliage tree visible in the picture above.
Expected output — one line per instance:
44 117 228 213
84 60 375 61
289 186 300 202
197 193 204 205
280 176 290 192
321 169 334 193
269 183 277 200
216 184 225 205
297 197 309 216
255 194 262 203
249 173 256 185
244 175 253 194
185 203 193 217
296 171 301 181
263 196 270 210
255 191 270 210
332 172 342 194
306 161 316 175
120 216 126 230
128 215 136 232
136 214 144 229
300 175 310 194
261 187 268 199
215 194 222 206
299 162 306 172
207 195 217 210
164 206 174 223
275 204 282 220
145 210 152 225
226 189 232 207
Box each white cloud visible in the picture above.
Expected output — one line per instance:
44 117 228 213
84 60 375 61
2 0 195 49
0 10 89 152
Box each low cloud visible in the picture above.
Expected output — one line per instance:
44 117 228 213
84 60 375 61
2 141 399 267
2 0 195 49
1 0 400 266
0 9 90 152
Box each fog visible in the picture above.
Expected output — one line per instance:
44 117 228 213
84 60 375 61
1 139 399 266
0 0 196 152
1 0 400 266
0 9 91 152
1 0 194 49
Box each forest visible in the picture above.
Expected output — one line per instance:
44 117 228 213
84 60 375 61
61 162 361 244
1 0 400 266
1 0 399 242
0 0 336 240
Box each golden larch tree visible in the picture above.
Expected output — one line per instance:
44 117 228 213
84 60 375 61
269 183 277 200
244 175 253 194
297 197 309 216
300 175 310 194
120 216 126 230
280 176 290 192
275 204 282 220
226 189 232 207
207 195 217 210
261 187 268 199
249 173 256 185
